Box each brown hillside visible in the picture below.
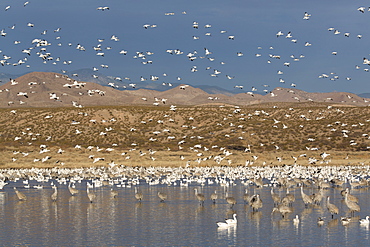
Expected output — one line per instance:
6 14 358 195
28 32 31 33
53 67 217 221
0 72 369 108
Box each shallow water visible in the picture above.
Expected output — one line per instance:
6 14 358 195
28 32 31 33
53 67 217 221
1 180 370 246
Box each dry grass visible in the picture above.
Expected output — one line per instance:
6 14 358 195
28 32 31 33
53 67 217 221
1 103 370 168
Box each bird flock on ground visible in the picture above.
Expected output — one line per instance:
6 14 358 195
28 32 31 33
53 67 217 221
1 164 370 229
3 103 370 167
1 1 370 93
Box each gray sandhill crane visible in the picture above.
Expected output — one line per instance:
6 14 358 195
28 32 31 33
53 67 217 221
68 182 78 196
253 177 264 187
14 187 27 201
271 187 280 206
331 179 344 187
51 186 58 201
272 204 292 219
300 186 313 207
341 188 359 203
243 188 252 204
225 190 237 208
344 191 360 215
194 188 205 205
210 190 217 204
158 191 167 202
326 196 338 219
135 187 143 201
285 188 295 206
87 187 96 203
250 194 263 212
311 188 323 205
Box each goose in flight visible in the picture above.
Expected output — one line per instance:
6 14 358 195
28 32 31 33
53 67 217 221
97 6 109 11
204 48 212 56
303 12 311 20
111 35 119 41
276 31 284 37
358 7 366 13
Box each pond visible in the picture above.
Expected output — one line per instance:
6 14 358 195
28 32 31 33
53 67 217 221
1 177 370 246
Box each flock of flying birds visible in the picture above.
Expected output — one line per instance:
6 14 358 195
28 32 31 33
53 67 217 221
1 2 370 93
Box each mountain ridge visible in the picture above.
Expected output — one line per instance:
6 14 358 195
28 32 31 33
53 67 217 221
0 71 369 108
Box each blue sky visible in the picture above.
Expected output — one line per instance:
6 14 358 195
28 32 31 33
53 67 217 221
1 0 370 93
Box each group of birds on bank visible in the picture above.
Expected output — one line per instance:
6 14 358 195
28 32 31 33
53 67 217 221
6 167 370 230
5 102 370 168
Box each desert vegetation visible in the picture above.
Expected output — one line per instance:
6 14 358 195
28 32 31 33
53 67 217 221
0 102 369 168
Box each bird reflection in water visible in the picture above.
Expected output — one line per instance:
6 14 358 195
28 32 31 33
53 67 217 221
196 204 205 214
68 194 77 204
300 207 312 221
217 224 237 240
210 202 218 210
226 209 237 216
272 218 291 230
0 192 6 205
135 201 143 209
327 218 339 228
249 210 262 224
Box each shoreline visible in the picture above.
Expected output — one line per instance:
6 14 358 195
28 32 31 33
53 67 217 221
1 160 369 183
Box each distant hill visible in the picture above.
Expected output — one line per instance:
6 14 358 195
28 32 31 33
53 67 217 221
0 72 27 85
0 71 369 108
358 93 370 98
66 68 236 94
3 69 370 99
